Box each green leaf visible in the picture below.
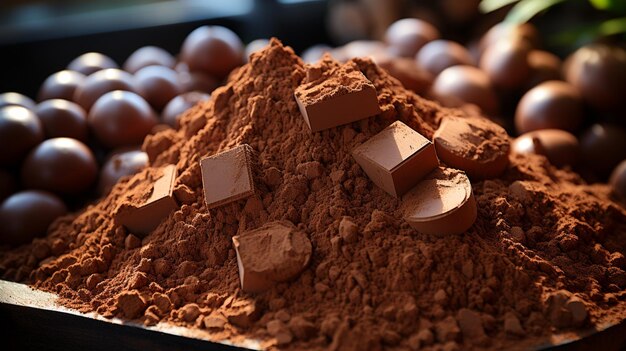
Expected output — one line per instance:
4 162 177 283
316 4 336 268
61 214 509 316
479 0 520 13
598 16 626 35
505 0 567 24
590 0 611 10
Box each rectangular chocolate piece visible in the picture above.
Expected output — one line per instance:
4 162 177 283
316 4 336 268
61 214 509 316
294 62 381 132
116 164 179 237
200 144 255 209
352 121 439 198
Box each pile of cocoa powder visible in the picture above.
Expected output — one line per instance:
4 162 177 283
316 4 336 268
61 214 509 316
2 39 626 350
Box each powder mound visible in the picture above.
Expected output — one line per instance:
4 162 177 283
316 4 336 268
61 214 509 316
1 38 626 351
435 116 510 163
294 55 376 105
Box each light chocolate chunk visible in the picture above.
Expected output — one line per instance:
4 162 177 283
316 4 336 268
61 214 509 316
200 144 255 209
352 121 438 197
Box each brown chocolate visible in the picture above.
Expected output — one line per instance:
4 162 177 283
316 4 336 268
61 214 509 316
434 116 510 179
178 71 220 94
610 160 626 201
0 92 36 110
376 57 433 95
88 90 158 148
479 22 539 53
181 25 243 80
294 61 381 132
245 39 270 62
512 129 579 168
21 137 98 195
0 190 67 246
0 170 16 202
38 70 86 102
402 167 477 235
135 65 182 111
564 43 626 112
232 221 312 293
515 81 583 134
115 164 178 237
74 69 139 111
98 149 149 194
384 18 440 57
200 144 255 209
35 99 88 142
479 39 531 89
67 52 118 75
431 65 498 115
352 121 439 197
123 46 176 74
580 124 626 178
525 50 562 90
416 39 474 77
0 105 44 166
162 92 210 128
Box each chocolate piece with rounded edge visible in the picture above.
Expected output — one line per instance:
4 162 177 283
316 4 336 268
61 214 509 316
123 46 176 74
385 18 440 58
135 65 182 111
35 99 88 141
38 70 86 102
0 92 36 110
21 137 98 195
352 121 439 198
74 68 138 111
434 116 510 179
515 81 583 134
0 190 67 246
115 164 178 237
512 129 579 168
88 90 157 148
431 65 498 116
232 221 312 293
402 167 477 236
200 144 256 209
67 52 118 75
294 62 381 132
0 105 44 166
181 25 243 79
98 149 149 194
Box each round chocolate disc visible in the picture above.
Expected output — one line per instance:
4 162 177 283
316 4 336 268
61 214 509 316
0 190 67 246
35 99 88 141
38 70 86 102
0 92 36 110
135 65 182 111
515 81 583 134
73 68 138 111
67 52 118 75
0 105 44 166
181 25 243 79
88 90 157 148
21 137 98 194
123 46 176 74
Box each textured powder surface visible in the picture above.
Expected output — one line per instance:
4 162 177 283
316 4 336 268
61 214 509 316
294 57 376 106
1 39 626 351
435 116 510 163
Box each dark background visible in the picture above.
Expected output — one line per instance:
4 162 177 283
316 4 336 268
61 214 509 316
0 0 331 98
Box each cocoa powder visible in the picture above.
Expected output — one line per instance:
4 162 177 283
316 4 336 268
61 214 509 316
1 39 626 350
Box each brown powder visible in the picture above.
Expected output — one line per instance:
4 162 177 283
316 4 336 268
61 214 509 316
1 39 626 350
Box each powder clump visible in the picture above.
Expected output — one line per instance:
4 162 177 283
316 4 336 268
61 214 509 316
0 38 625 351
